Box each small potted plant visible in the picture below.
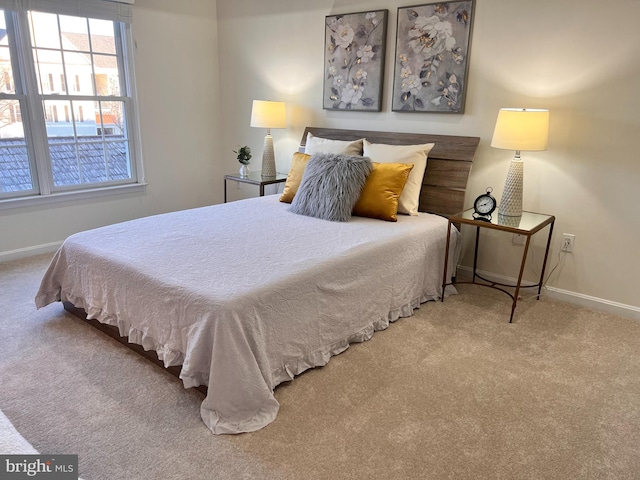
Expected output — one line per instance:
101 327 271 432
234 145 252 177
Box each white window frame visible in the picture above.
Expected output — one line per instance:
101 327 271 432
0 0 144 211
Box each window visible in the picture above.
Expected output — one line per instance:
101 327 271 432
0 0 143 205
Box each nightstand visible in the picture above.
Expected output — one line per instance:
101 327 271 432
224 171 288 203
441 209 555 323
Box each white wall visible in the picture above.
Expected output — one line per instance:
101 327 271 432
0 0 222 256
216 0 640 315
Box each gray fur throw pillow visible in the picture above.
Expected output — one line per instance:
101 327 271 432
289 153 373 222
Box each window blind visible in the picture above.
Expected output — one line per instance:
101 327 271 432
0 0 133 23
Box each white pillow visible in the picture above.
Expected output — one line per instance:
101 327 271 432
304 132 363 156
362 139 435 215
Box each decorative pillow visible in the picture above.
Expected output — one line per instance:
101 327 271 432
353 162 414 222
289 153 373 222
279 152 312 203
304 132 363 156
363 140 435 216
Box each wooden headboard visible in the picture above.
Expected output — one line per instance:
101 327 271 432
300 127 480 218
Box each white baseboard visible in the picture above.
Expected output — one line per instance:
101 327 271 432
456 265 640 321
0 241 61 263
543 287 640 321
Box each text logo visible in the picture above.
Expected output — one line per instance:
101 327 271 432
1 455 78 479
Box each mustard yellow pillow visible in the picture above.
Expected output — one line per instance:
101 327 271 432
353 162 414 222
279 152 312 203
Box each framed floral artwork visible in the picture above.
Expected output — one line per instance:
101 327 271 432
323 10 388 111
392 1 475 113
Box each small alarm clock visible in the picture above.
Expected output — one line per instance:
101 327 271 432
473 187 497 220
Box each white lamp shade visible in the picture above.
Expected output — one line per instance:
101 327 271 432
491 108 549 151
250 100 287 129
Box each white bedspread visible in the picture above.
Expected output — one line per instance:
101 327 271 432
36 195 458 434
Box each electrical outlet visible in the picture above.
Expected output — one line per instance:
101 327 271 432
561 233 575 252
512 233 526 245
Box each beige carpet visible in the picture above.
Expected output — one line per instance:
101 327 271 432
1 253 639 480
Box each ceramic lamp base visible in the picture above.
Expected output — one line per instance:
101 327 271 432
498 213 522 227
261 134 276 178
499 157 523 218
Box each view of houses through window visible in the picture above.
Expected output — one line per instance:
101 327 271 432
0 7 138 199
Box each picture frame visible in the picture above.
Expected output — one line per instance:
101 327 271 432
323 10 388 111
392 1 475 113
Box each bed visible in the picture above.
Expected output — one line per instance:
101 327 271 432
35 128 479 434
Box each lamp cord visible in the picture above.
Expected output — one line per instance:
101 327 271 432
516 246 565 300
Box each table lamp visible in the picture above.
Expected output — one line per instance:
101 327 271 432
250 100 287 178
491 108 549 220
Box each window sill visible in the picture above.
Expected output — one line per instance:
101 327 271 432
0 183 148 212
